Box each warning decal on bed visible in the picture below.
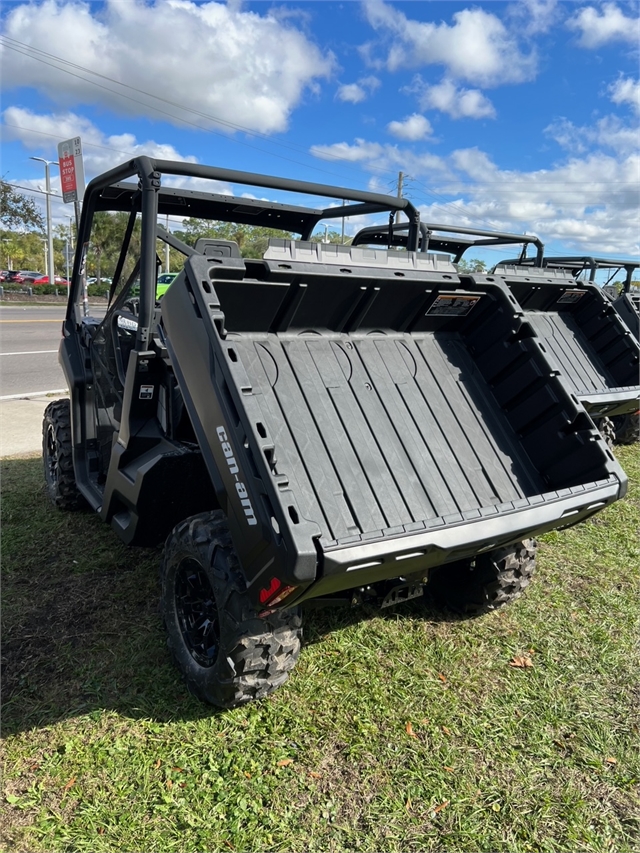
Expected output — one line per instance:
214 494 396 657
557 289 587 304
427 294 481 316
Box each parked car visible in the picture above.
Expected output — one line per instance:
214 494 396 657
5 270 44 283
0 270 15 282
32 275 70 286
156 272 178 297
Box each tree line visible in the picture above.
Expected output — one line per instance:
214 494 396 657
1 180 513 282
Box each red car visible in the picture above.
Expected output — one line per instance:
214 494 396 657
32 275 70 286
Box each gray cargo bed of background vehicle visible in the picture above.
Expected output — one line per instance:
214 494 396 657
353 224 640 422
490 265 639 419
511 255 640 342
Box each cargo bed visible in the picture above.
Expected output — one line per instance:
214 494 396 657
489 266 639 417
161 243 626 603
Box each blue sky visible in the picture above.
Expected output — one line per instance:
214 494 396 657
1 0 638 261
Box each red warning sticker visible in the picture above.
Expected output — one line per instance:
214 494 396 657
427 294 481 316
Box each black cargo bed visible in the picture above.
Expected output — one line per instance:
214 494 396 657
232 331 542 550
490 266 640 417
161 244 626 601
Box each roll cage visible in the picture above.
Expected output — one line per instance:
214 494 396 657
68 156 422 348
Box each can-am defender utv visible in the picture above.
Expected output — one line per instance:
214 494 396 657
493 253 640 446
353 225 640 448
43 158 627 707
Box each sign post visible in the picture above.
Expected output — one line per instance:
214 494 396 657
57 137 86 312
58 137 85 205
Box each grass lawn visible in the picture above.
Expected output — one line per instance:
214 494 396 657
2 447 639 852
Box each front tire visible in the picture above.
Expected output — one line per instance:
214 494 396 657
42 398 84 510
427 539 537 617
161 511 302 708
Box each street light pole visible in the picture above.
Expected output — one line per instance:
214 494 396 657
165 214 170 273
30 157 58 285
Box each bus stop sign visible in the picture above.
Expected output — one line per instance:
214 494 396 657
58 137 85 204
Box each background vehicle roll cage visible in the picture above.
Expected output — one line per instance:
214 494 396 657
496 255 639 292
351 221 545 266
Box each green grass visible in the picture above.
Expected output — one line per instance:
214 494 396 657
2 447 639 852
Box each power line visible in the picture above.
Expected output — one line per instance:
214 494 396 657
0 36 376 185
0 34 539 229
3 35 636 234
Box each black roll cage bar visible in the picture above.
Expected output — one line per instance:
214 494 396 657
496 255 639 292
351 221 545 266
70 156 422 349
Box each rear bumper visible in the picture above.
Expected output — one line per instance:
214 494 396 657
293 476 623 603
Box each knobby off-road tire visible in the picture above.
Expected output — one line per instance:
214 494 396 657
611 413 640 445
42 398 85 510
598 416 616 449
427 539 538 617
161 511 302 708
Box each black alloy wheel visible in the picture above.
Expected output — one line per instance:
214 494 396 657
174 558 220 668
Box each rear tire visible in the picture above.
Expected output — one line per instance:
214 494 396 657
611 413 639 445
42 398 84 510
427 539 537 617
161 511 302 708
597 416 616 449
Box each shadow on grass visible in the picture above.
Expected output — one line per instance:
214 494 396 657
2 456 461 736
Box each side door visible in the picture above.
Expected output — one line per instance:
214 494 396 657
89 269 143 484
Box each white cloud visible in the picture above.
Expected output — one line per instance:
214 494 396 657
609 77 640 115
310 131 639 254
507 0 560 35
545 114 639 157
2 107 234 196
387 114 432 141
1 0 334 134
418 77 496 120
310 137 449 180
428 147 640 254
362 0 536 86
336 76 380 103
567 3 640 48
311 138 386 163
337 84 368 104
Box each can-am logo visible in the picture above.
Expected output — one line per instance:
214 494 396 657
216 426 257 526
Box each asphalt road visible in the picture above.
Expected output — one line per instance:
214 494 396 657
0 304 104 398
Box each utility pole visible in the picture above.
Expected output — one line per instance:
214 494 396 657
65 216 73 295
394 172 404 225
30 157 58 285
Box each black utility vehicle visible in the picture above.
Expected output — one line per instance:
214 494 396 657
492 253 640 446
44 159 627 707
516 256 639 341
354 225 640 447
